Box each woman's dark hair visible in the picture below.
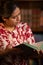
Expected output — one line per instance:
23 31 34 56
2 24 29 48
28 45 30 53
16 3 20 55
0 0 18 22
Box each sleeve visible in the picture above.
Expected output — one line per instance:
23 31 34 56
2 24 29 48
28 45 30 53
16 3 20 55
0 36 4 50
24 23 35 44
0 28 11 50
0 35 9 50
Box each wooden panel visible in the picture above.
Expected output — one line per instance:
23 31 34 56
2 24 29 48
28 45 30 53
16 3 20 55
14 0 42 1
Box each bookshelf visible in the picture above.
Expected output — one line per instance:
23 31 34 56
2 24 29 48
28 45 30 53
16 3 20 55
17 1 43 33
14 0 42 1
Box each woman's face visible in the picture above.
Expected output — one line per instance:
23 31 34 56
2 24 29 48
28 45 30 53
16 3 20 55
4 7 21 27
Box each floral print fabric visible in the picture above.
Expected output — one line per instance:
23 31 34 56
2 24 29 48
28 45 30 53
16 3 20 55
0 22 35 50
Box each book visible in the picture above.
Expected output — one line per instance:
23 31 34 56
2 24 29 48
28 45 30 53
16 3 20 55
15 41 43 51
31 41 43 51
15 43 39 56
14 41 43 56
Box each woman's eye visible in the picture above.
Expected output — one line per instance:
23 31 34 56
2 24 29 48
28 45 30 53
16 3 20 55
11 13 21 19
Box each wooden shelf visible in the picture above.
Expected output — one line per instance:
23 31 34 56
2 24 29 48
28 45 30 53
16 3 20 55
15 1 43 33
14 0 42 1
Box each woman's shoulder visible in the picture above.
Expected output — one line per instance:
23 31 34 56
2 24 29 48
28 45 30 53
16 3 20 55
0 23 5 34
0 23 4 28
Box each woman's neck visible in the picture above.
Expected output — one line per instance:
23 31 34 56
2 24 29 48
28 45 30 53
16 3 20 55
4 23 15 32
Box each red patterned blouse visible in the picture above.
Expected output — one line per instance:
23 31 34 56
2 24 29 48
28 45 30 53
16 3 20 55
0 22 35 50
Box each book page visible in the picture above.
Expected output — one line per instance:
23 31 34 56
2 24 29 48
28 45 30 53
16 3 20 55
31 41 43 51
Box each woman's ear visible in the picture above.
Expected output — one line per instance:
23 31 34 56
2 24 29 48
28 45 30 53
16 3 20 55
2 17 7 22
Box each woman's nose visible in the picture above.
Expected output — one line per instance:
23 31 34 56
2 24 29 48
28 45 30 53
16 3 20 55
16 15 21 21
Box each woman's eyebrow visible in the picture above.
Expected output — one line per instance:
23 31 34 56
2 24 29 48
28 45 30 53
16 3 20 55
11 12 21 18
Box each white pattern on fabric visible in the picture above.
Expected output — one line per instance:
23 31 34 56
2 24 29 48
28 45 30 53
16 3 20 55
0 22 35 49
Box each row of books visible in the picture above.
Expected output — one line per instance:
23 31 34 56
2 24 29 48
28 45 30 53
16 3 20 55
21 8 40 22
21 8 43 32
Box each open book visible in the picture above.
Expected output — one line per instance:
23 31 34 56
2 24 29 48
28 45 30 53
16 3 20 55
14 41 43 57
15 41 43 51
14 41 43 55
31 41 43 51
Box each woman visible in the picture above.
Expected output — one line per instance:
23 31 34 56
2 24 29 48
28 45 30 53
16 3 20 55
0 0 35 50
0 0 35 65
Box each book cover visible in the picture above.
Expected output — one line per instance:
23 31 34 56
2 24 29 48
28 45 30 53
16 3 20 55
15 41 43 56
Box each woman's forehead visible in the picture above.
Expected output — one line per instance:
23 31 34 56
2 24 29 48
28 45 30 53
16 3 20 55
11 7 21 16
